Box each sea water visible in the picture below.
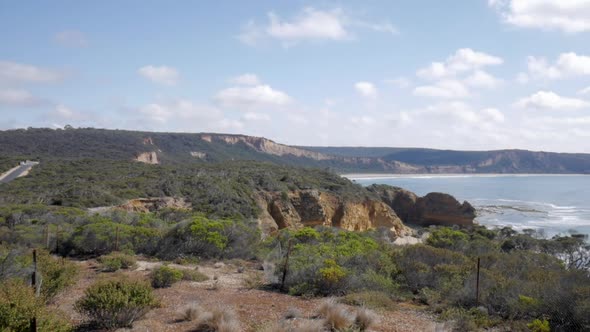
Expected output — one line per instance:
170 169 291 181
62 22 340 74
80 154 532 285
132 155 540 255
347 174 590 238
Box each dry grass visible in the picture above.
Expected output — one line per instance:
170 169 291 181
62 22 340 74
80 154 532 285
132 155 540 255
183 304 240 332
318 298 352 331
179 303 200 322
243 272 264 289
341 291 397 311
354 307 379 331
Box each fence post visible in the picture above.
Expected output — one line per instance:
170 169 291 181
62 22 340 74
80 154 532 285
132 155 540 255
476 257 481 306
115 226 120 252
44 224 49 250
30 249 37 332
55 225 60 254
280 239 293 292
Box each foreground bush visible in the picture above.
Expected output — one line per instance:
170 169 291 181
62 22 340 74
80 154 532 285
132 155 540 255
37 250 79 302
75 278 157 329
98 252 137 272
0 279 71 332
150 265 183 288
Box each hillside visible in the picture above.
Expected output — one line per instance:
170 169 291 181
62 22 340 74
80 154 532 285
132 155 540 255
304 147 590 174
1 127 590 173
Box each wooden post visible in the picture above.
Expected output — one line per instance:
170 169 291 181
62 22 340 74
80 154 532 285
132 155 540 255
476 257 481 306
55 224 60 254
30 249 37 332
115 226 120 252
44 225 49 249
280 239 293 292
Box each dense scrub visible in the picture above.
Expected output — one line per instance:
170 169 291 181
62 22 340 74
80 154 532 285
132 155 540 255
0 160 371 216
0 202 588 330
264 226 590 331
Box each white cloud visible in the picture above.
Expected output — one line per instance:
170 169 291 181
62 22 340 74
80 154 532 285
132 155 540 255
243 112 271 121
526 53 590 80
239 7 396 46
464 70 502 88
215 84 292 108
515 90 590 109
0 61 64 84
138 65 179 85
267 8 349 42
230 73 260 85
489 0 590 33
417 48 503 80
354 81 378 99
413 80 470 99
481 107 506 122
350 115 376 125
579 86 590 95
0 88 47 107
383 77 411 88
237 20 264 46
515 72 529 84
138 99 222 125
55 104 75 118
54 30 88 47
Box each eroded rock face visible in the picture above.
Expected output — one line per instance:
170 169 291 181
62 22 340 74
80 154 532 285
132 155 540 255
135 151 159 164
367 184 475 227
255 190 410 237
118 197 191 213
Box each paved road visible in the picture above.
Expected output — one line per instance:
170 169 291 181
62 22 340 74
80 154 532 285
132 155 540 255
0 162 38 184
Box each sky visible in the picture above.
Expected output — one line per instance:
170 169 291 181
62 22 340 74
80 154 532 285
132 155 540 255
1 1 590 152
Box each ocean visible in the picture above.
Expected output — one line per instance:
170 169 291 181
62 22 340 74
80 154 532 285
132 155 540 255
347 174 590 238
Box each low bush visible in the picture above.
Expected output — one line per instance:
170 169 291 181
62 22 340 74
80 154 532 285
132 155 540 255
75 278 157 329
98 252 137 272
0 279 71 332
150 265 183 288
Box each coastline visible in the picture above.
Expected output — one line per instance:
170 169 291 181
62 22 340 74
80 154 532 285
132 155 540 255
342 173 588 180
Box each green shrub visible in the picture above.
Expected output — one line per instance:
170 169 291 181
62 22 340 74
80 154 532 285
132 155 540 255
528 319 550 332
0 279 71 332
157 215 260 260
36 250 79 302
75 278 157 329
150 265 183 288
269 227 396 296
98 252 137 272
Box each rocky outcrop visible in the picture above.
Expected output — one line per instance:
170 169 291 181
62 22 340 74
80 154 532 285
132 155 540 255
368 184 475 227
135 151 159 164
117 197 191 213
190 151 207 159
255 190 410 237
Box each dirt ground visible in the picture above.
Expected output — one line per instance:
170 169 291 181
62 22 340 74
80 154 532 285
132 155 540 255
51 259 446 332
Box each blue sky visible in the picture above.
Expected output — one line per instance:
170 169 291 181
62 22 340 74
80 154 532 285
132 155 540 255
1 1 590 152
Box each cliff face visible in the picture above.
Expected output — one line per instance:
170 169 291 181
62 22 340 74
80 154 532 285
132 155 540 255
255 189 410 237
367 185 475 227
117 197 191 213
135 151 159 164
201 134 333 161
